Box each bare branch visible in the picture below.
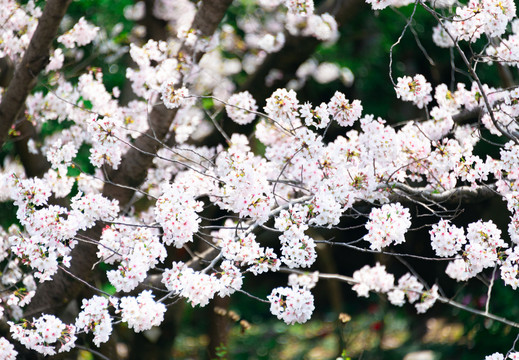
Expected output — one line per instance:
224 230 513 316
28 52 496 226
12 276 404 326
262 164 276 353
389 182 497 204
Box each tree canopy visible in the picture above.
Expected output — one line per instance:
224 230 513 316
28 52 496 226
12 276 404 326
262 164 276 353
2 0 519 359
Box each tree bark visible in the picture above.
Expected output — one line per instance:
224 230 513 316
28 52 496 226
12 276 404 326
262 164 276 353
13 118 51 178
208 296 232 360
142 0 169 41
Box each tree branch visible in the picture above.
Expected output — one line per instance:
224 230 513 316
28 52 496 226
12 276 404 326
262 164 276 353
103 0 233 206
0 55 51 178
287 269 519 329
389 182 497 204
0 57 14 88
25 0 234 319
142 0 169 41
13 119 51 178
192 0 234 38
0 0 72 148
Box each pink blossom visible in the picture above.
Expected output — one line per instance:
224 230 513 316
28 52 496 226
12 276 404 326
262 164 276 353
395 74 433 109
268 286 314 324
57 17 99 48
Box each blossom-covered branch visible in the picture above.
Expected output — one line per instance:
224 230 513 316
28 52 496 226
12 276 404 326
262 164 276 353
0 0 72 148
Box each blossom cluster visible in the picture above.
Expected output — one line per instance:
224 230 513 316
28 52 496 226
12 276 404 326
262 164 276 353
162 260 243 307
4 0 519 354
214 137 274 223
0 337 17 360
225 91 258 125
387 273 424 307
100 225 166 292
155 182 203 248
352 264 439 313
327 91 363 127
9 315 76 356
8 178 118 281
300 101 331 129
395 74 433 109
364 203 412 251
279 226 317 268
445 220 507 281
254 0 339 42
57 17 99 48
118 291 166 332
484 352 519 360
161 82 192 109
126 40 175 98
429 219 467 257
288 271 319 289
75 296 117 346
275 204 317 268
212 221 280 275
87 114 124 169
268 286 315 325
352 263 395 297
452 0 516 41
264 88 300 129
0 0 41 61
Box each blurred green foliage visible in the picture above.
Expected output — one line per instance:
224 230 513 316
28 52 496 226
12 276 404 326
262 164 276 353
173 301 519 360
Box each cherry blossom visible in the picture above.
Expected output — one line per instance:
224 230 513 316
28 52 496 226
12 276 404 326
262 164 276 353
75 296 118 346
268 286 315 325
118 291 166 332
162 262 219 307
161 82 192 109
327 91 363 127
0 337 17 360
285 0 315 16
364 203 412 251
352 263 395 297
264 88 300 128
387 273 424 307
4 0 519 355
288 271 319 289
155 182 203 248
395 74 433 109
485 353 505 360
57 17 99 48
453 0 516 41
430 219 467 257
500 246 519 289
9 315 76 355
415 285 439 313
226 91 258 125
